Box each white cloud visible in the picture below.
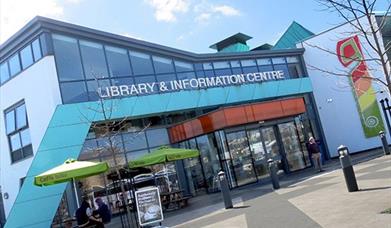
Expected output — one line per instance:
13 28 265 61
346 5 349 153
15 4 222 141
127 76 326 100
193 2 240 23
145 0 189 22
0 0 81 44
212 5 240 16
121 33 143 40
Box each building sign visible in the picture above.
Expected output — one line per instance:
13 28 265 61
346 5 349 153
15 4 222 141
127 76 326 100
98 70 285 98
135 187 164 226
336 35 384 138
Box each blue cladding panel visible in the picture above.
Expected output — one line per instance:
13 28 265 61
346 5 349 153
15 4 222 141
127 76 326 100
5 78 312 228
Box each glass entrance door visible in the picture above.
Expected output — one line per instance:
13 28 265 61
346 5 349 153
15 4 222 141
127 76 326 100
247 129 269 179
226 131 257 186
278 122 307 171
261 126 284 172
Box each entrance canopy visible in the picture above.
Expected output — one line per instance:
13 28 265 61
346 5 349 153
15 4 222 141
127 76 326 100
129 146 199 168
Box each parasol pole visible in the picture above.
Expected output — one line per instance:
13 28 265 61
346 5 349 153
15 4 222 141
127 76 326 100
73 178 80 208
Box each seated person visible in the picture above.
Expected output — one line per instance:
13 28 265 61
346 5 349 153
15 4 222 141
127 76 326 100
94 198 112 224
75 199 104 228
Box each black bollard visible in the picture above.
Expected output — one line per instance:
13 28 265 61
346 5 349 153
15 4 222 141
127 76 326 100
379 131 390 155
338 145 358 192
218 171 233 209
268 159 280 190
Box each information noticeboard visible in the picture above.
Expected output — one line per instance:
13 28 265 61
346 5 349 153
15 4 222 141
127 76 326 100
135 187 164 226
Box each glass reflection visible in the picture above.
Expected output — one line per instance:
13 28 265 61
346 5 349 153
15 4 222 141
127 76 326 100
278 122 306 171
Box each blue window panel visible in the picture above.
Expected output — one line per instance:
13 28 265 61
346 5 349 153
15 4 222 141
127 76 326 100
258 65 274 72
126 149 149 161
204 70 215 78
152 56 174 74
194 63 203 71
20 128 31 147
273 64 290 79
112 77 134 86
288 64 303 78
213 61 230 69
123 132 148 151
156 73 176 92
87 79 111 100
10 133 21 151
9 53 21 76
257 58 272 65
105 46 132 77
230 60 241 68
79 139 99 160
15 104 27 129
32 38 42 61
286 56 299 63
20 44 34 69
231 67 242 74
52 34 84 81
242 66 258 74
0 62 10 84
5 110 15 134
214 68 232 76
272 57 286 64
174 60 193 72
203 62 213 70
240 59 256 67
177 72 196 82
146 128 169 147
60 81 88 104
129 51 154 75
80 40 109 79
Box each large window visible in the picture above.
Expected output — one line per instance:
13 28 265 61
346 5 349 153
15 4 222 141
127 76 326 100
105 46 132 77
129 51 154 75
0 62 9 84
8 54 21 77
80 40 108 79
52 34 84 81
20 45 34 69
5 101 33 163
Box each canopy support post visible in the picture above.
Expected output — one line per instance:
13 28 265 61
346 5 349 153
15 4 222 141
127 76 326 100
73 178 80 208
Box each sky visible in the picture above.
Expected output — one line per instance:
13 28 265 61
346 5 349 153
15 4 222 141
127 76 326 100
0 0 389 53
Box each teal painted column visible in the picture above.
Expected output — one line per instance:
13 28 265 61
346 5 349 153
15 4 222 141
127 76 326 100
5 78 312 227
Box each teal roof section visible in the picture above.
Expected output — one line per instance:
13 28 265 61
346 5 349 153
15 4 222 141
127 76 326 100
5 78 313 228
273 21 314 49
218 43 250 53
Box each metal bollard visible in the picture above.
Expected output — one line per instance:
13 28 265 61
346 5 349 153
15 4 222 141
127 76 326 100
338 145 358 192
268 159 280 190
379 131 390 155
217 171 233 209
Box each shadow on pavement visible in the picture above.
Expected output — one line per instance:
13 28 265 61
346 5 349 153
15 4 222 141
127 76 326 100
358 186 391 192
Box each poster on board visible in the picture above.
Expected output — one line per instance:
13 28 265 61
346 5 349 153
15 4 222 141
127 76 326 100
135 187 164 226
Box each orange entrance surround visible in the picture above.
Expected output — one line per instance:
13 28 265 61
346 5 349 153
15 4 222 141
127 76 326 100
168 97 306 143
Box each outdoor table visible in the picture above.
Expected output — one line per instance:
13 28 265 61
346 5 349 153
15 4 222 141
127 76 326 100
160 190 190 211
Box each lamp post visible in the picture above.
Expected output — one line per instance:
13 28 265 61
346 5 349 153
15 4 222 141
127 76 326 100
338 145 358 192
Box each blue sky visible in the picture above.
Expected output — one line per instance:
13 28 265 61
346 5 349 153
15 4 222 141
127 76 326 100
0 0 388 53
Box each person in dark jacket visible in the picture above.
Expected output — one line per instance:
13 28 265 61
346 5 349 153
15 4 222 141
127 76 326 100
75 199 104 228
308 137 323 172
95 198 112 224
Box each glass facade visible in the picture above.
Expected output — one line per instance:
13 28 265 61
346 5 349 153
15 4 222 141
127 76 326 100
51 34 307 104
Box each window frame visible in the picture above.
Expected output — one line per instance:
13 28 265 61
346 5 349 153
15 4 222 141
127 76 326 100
4 100 33 163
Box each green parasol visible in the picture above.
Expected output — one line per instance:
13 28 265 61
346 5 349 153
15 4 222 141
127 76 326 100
34 158 109 207
128 146 199 168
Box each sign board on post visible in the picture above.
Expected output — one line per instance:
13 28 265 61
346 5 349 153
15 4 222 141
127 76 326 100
135 187 164 226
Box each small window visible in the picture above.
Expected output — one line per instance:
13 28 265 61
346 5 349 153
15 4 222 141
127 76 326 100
174 61 193 72
230 60 241 68
152 56 174 74
20 45 34 69
0 62 10 84
213 61 230 69
129 51 154 75
286 56 299 63
8 54 21 76
203 63 213 70
60 81 88 103
32 39 42 61
257 58 272 66
272 57 286 64
5 101 33 163
241 59 256 67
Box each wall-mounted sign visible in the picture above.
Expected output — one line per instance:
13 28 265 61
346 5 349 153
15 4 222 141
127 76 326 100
98 71 285 98
336 35 384 138
135 187 163 226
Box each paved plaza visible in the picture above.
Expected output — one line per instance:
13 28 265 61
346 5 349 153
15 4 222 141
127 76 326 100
161 152 391 228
